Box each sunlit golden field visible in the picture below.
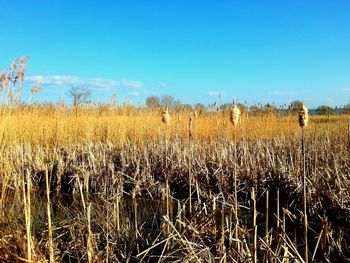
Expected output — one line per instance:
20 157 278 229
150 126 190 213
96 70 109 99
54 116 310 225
0 106 347 146
0 106 349 262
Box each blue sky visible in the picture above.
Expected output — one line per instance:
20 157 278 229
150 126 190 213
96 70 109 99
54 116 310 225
0 0 350 107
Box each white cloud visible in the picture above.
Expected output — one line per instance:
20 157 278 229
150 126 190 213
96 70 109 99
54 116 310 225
120 78 143 89
342 88 350 92
129 92 141 97
26 75 143 90
208 91 223 97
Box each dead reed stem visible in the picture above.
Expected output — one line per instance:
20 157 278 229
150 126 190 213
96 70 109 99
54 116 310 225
45 168 54 263
23 169 32 263
164 125 171 234
252 187 257 263
265 190 269 263
134 196 138 239
233 126 240 254
348 118 350 153
277 188 280 230
265 190 269 241
221 197 225 258
302 127 308 263
189 122 193 216
105 182 110 263
116 187 120 232
87 204 93 263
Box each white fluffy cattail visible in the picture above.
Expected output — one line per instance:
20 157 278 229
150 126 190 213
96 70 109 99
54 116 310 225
299 104 309 128
230 106 240 127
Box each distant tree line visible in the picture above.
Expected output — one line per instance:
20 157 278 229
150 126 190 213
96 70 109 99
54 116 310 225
66 87 350 115
144 96 350 115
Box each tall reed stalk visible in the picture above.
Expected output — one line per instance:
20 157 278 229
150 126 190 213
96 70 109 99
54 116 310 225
87 204 93 263
22 169 32 262
348 118 350 154
299 104 309 263
45 168 54 262
251 187 257 263
189 116 193 216
230 105 240 253
161 108 171 233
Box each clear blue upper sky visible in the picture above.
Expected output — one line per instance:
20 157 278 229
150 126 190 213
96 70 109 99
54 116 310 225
1 0 349 107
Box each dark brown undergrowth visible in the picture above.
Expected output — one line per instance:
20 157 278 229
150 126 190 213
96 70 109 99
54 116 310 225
0 132 349 262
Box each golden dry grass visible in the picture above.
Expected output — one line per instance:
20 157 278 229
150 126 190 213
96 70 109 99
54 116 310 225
0 106 347 147
0 105 349 262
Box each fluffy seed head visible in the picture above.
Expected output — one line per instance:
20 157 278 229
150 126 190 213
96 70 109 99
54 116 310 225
0 72 5 88
16 71 25 81
19 56 28 64
19 55 28 66
298 104 309 128
10 62 17 71
161 108 170 125
31 82 41 95
0 72 5 81
230 106 240 127
193 110 198 118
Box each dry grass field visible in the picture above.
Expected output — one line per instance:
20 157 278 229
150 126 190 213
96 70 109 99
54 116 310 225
0 106 349 262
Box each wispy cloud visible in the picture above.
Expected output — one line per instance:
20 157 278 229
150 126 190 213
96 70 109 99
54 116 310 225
129 91 141 97
342 88 350 92
26 75 143 90
208 91 223 97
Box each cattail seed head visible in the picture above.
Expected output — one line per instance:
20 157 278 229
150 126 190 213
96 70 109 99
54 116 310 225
161 108 170 125
230 106 240 127
299 104 309 128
